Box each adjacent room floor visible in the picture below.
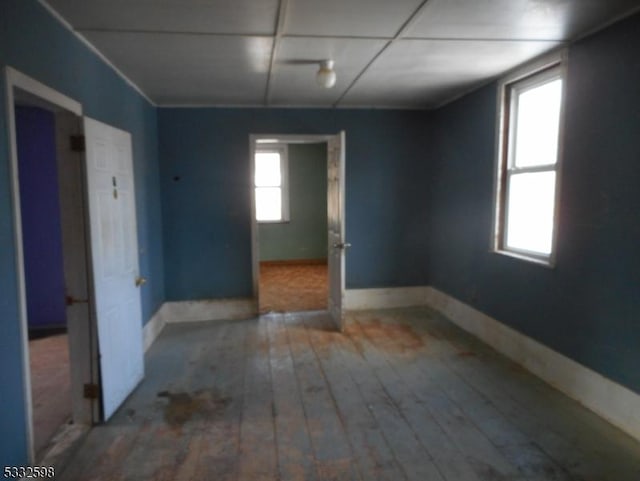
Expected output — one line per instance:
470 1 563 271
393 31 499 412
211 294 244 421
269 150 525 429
56 308 640 481
259 261 327 313
29 333 72 460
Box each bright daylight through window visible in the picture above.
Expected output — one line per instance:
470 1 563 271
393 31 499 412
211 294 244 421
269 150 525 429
495 60 564 263
255 146 289 222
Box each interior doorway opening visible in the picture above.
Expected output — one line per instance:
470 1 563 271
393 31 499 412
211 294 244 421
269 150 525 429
250 133 346 329
254 140 328 313
14 100 75 460
7 69 97 464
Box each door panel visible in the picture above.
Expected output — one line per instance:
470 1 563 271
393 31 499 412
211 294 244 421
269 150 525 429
84 117 144 420
328 131 346 330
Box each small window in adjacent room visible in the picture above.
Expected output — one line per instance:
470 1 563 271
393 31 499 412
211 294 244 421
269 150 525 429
254 145 289 222
493 55 565 265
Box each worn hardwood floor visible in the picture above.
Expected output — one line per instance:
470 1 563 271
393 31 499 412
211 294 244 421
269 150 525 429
259 262 328 313
29 334 72 460
57 308 640 481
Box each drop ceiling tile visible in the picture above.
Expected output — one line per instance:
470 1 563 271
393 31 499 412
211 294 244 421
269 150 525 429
284 0 424 38
269 37 386 106
47 0 279 35
341 39 561 108
407 0 640 41
83 32 273 105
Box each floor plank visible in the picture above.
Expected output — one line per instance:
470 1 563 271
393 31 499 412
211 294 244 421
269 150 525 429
267 314 319 481
29 334 72 460
412 308 640 481
56 308 640 481
302 312 408 481
346 314 519 481
351 311 561 481
283 313 361 481
238 317 278 481
325 320 449 481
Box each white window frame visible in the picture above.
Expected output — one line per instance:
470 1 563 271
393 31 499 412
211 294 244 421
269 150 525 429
254 144 290 223
492 51 567 266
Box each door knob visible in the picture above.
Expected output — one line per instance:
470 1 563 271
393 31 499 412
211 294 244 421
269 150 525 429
333 242 352 249
135 276 147 287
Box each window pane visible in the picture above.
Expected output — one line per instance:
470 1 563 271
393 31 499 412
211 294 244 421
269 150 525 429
255 152 281 187
256 187 282 221
513 78 562 168
505 171 556 255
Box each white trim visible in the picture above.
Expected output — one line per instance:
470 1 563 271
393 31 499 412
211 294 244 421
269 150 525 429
249 133 336 303
424 287 640 442
5 66 91 464
498 49 567 86
161 298 258 324
345 284 640 442
344 286 430 311
112 282 640 443
5 66 35 465
158 102 428 110
6 67 82 116
252 134 333 143
37 0 155 106
142 298 259 349
143 305 169 352
491 49 567 267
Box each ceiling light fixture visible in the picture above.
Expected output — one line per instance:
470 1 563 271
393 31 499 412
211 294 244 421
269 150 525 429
316 60 337 88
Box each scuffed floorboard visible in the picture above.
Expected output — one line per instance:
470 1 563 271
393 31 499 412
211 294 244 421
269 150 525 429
57 308 640 481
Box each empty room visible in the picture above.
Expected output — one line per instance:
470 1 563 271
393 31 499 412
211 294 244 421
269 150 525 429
1 1 639 480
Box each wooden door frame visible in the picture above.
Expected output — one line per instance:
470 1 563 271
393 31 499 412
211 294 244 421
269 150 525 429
5 67 96 463
249 133 345 312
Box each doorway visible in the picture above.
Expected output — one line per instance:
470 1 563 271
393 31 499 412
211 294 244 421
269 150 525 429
15 101 74 460
256 141 328 312
7 69 97 464
7 68 147 464
250 133 346 328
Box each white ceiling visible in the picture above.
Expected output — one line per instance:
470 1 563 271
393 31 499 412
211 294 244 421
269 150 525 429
44 0 640 109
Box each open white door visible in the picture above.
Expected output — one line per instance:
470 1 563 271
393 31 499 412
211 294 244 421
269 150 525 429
83 117 144 420
328 131 348 331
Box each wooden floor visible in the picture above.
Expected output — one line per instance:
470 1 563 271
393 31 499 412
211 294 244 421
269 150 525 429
259 262 327 313
29 334 72 460
58 308 640 481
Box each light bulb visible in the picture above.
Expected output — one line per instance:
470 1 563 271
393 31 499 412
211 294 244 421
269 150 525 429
316 60 336 88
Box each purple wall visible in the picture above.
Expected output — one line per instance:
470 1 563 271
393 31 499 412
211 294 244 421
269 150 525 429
15 106 66 330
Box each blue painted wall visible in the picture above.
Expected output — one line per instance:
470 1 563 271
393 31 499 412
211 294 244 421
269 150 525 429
0 0 164 465
158 108 430 300
15 106 66 330
427 13 640 394
259 143 328 261
3 0 637 468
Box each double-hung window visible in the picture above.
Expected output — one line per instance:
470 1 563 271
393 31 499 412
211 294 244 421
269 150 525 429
494 54 566 265
254 145 289 223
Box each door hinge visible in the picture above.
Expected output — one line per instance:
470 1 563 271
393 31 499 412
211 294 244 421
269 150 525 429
66 295 88 306
70 135 86 153
83 383 101 399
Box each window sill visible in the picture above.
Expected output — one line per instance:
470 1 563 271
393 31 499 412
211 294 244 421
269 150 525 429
491 249 555 269
258 220 290 225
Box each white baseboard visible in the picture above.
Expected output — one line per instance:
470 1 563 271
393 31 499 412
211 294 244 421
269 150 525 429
425 286 640 442
162 298 258 324
142 286 640 442
344 286 430 310
143 304 168 352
